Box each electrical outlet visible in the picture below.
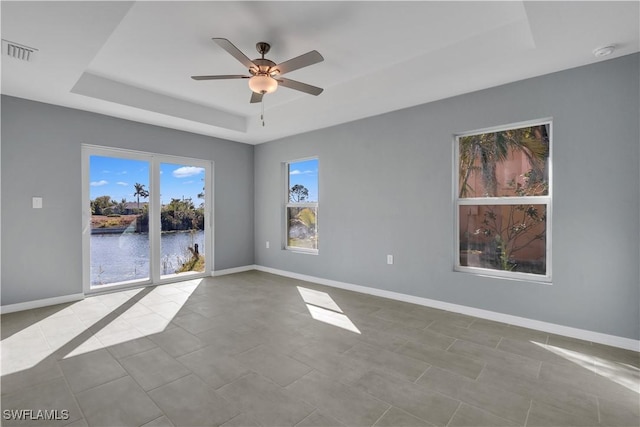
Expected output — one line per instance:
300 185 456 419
387 254 394 265
32 197 43 209
266 241 270 249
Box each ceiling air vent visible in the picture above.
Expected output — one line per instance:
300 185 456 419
2 39 38 62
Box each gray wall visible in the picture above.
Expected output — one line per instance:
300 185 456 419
255 54 640 340
1 96 254 306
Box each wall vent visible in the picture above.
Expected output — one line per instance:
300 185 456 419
2 39 38 62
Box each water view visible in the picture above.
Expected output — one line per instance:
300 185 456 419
91 230 205 286
88 154 209 288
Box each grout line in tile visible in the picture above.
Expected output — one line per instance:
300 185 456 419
55 360 88 425
523 399 533 427
421 320 435 331
282 367 317 390
370 405 391 427
68 371 129 396
413 365 431 384
218 371 255 391
472 362 487 382
142 369 192 394
445 401 463 427
143 415 171 427
168 343 203 360
445 338 458 351
35 322 55 353
293 410 317 427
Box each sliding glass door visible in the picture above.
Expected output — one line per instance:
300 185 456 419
87 155 151 287
160 161 207 280
82 146 212 292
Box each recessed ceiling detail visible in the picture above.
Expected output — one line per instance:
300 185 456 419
1 1 639 144
71 72 247 132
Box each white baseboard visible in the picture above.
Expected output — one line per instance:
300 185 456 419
212 265 257 277
0 265 257 313
3 267 637 352
254 265 640 352
1 293 85 314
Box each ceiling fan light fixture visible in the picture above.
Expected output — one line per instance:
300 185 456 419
249 74 278 94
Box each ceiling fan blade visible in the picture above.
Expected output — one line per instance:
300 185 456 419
212 38 257 70
191 75 249 80
272 50 323 76
250 92 263 104
278 78 323 96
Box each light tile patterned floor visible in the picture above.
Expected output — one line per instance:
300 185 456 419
1 271 638 426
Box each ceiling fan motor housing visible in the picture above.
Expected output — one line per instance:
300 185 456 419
250 58 278 76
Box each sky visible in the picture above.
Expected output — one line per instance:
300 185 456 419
91 155 316 206
289 158 318 202
89 156 205 205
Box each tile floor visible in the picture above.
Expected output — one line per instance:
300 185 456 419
1 271 638 427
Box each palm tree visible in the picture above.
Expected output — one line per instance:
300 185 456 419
458 125 549 197
133 183 149 213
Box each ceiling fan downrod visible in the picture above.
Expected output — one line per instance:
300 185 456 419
256 42 271 58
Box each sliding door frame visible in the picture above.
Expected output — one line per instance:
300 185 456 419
81 144 214 295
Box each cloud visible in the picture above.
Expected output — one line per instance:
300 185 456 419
290 170 314 176
90 180 108 186
183 180 194 184
173 166 204 178
116 182 128 186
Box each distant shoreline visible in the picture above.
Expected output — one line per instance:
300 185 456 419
91 215 203 234
91 227 131 235
91 228 201 235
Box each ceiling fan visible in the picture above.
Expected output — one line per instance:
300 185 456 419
192 38 324 104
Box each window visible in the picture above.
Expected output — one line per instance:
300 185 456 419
82 145 212 292
454 120 551 282
286 158 318 253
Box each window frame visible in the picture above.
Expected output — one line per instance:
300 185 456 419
81 144 214 294
284 156 319 254
453 119 553 283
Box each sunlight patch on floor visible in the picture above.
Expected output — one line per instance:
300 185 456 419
1 279 200 374
297 287 343 313
297 286 360 334
531 340 640 394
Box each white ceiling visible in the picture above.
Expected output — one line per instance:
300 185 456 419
2 1 638 144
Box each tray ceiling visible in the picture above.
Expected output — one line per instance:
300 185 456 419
2 1 638 144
